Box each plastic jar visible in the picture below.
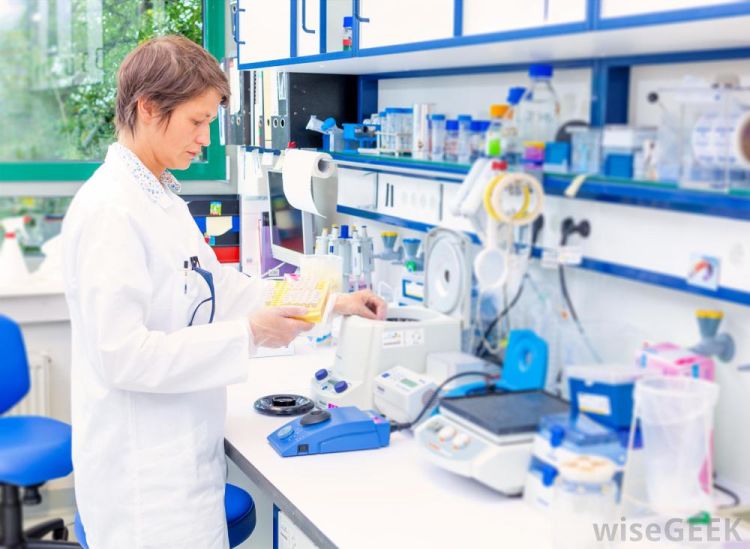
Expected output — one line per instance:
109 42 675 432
470 120 490 161
444 119 459 162
429 114 447 161
457 114 472 164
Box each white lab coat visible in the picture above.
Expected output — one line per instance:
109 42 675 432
63 146 266 548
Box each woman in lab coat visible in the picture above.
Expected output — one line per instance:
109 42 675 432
62 35 385 549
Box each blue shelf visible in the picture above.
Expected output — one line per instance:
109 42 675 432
337 204 750 307
329 153 750 222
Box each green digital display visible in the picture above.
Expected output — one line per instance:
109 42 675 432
400 378 418 389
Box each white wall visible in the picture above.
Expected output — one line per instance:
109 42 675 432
332 64 750 492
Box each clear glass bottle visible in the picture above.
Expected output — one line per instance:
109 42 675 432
470 120 490 161
429 114 446 161
485 104 508 158
444 119 459 162
516 64 560 144
500 87 525 169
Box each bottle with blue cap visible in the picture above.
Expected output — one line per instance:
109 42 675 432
457 114 473 164
429 114 447 161
516 64 560 144
501 87 526 169
343 16 353 51
444 119 460 162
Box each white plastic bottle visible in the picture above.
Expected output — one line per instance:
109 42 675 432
0 224 30 287
516 64 560 144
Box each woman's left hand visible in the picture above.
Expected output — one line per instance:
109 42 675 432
333 290 387 320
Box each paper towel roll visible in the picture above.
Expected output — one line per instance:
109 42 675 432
281 149 336 217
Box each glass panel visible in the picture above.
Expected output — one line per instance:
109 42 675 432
0 197 73 255
0 0 203 163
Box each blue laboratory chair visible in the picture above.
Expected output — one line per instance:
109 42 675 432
73 483 256 548
0 314 79 548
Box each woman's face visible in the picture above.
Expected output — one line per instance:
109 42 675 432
147 89 222 171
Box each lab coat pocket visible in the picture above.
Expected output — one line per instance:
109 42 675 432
173 268 209 327
133 422 225 548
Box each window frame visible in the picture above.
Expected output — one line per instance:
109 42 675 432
0 0 226 182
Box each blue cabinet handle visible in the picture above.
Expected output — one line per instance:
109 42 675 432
302 0 316 33
233 5 246 45
354 0 370 23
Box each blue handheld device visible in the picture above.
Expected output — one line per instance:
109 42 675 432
267 407 391 457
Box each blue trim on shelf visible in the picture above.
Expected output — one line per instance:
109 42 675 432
246 146 283 155
320 0 327 53
453 0 463 37
602 46 750 68
357 77 378 123
237 49 354 70
354 21 588 60
576 256 750 306
594 2 750 31
369 58 593 80
587 0 601 30
338 205 750 307
542 174 750 222
330 152 468 179
290 0 298 58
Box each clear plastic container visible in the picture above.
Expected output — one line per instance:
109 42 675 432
444 119 459 162
569 127 603 174
457 115 472 164
395 107 413 154
655 86 750 191
629 376 718 517
552 457 618 549
470 120 489 161
517 64 560 144
429 114 446 161
342 16 353 51
485 104 508 158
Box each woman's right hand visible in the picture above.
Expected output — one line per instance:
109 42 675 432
248 306 313 348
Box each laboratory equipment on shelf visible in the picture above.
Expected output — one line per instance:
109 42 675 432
429 114 447 161
651 78 750 191
268 407 391 457
601 125 657 179
457 115 473 164
690 309 735 363
444 119 460 162
310 306 461 410
569 126 603 174
379 107 413 156
501 87 526 169
485 104 508 158
342 122 379 153
415 391 569 494
412 103 435 160
312 224 374 291
469 120 490 162
621 376 719 518
342 16 353 51
525 413 625 511
516 64 560 144
401 238 423 272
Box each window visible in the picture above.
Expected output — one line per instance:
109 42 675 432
0 0 225 181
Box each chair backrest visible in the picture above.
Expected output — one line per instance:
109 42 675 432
0 315 30 414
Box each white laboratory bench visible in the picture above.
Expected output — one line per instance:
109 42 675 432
224 344 553 549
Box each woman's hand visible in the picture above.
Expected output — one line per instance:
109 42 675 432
333 290 387 321
248 306 313 347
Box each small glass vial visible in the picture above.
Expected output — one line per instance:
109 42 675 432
429 114 446 162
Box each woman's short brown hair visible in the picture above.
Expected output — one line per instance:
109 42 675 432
115 35 230 136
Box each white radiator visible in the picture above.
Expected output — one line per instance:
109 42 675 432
7 352 51 417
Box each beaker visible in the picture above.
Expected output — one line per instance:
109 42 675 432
624 376 718 518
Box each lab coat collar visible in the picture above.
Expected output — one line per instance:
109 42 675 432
108 142 181 209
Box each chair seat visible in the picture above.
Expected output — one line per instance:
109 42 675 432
0 416 72 486
75 483 256 548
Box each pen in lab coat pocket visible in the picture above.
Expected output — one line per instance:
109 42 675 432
183 260 188 294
